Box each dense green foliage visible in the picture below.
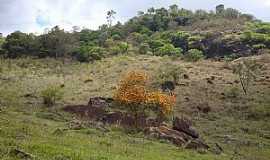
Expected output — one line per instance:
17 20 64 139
1 4 269 61
185 49 205 61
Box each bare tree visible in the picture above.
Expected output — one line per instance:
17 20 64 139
233 59 261 95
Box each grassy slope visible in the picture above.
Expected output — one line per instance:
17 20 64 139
0 54 270 160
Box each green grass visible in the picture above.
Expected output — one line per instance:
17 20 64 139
0 111 229 160
0 54 270 159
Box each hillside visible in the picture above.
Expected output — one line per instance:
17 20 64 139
0 53 270 159
1 3 270 160
0 4 270 61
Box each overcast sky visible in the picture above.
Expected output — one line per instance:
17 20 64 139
0 0 270 36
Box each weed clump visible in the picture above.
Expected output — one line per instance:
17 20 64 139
41 85 63 107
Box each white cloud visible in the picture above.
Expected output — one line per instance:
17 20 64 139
264 0 270 6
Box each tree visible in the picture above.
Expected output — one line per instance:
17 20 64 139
74 45 106 62
147 7 155 15
233 59 261 95
224 8 240 19
169 4 179 18
39 26 78 58
0 36 5 55
216 4 225 15
3 31 39 58
107 10 116 27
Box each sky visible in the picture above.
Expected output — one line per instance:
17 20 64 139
0 0 270 36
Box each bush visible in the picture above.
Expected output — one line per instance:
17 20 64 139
110 42 129 55
112 34 121 41
148 39 166 52
252 44 266 51
170 31 190 51
41 85 64 107
75 46 106 62
185 49 204 61
138 43 150 54
155 44 183 56
114 70 176 126
155 63 184 85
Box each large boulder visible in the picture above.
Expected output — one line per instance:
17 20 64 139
173 117 199 138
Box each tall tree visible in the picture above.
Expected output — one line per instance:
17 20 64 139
106 10 116 27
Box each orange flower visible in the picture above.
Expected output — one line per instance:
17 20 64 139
114 70 176 116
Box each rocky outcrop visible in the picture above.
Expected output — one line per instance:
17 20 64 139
145 125 209 150
173 117 199 138
63 97 209 150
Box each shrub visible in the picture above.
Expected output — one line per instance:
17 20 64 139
224 87 241 99
138 43 150 54
148 39 165 52
252 44 266 51
155 63 184 85
146 91 176 121
155 44 183 56
41 85 63 107
112 34 121 41
118 42 129 54
185 49 204 61
114 70 176 126
110 42 129 55
75 46 106 62
170 31 190 51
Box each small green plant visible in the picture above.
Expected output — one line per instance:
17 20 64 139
138 43 150 54
224 86 240 99
185 49 204 62
41 85 63 107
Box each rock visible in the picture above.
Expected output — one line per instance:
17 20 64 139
10 148 34 159
197 103 211 113
161 81 175 92
183 74 189 79
145 126 189 146
185 139 210 150
234 80 240 84
173 117 199 138
88 97 114 108
184 97 190 102
68 118 84 130
206 78 214 84
146 126 209 149
63 105 106 121
102 111 123 124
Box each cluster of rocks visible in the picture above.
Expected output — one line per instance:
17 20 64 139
63 97 209 150
145 117 209 150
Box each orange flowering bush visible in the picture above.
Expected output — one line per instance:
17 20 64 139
114 70 148 105
146 91 176 116
114 70 176 123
